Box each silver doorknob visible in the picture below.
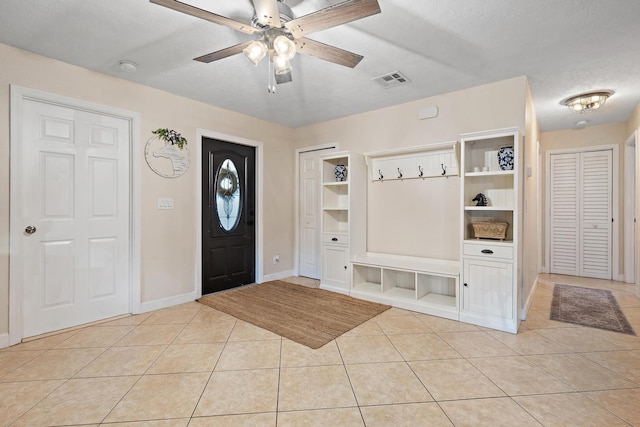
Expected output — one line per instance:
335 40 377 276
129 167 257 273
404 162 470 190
25 225 36 234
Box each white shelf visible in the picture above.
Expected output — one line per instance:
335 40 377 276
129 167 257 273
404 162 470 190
323 207 349 211
384 287 415 300
419 293 456 307
365 141 460 181
352 253 459 277
323 181 349 187
465 170 514 177
464 206 513 211
353 282 381 293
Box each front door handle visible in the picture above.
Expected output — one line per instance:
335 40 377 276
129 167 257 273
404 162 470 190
25 225 37 234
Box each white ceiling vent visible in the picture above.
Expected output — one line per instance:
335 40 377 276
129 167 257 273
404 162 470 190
372 71 410 89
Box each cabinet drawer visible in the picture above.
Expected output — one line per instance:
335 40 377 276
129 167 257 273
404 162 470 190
322 233 348 245
463 243 513 259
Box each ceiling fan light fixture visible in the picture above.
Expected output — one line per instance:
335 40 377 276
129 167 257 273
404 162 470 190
273 53 292 75
273 35 296 60
561 90 614 114
243 40 268 66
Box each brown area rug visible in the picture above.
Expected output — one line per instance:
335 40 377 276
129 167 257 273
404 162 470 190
550 284 635 335
198 280 391 348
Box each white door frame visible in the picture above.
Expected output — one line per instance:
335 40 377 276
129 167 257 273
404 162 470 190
544 144 620 281
624 131 636 283
9 85 141 346
195 129 264 295
293 143 338 276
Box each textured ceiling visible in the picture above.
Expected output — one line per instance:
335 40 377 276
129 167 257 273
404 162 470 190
1 0 640 131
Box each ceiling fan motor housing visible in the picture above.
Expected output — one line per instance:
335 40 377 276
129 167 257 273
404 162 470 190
251 0 294 29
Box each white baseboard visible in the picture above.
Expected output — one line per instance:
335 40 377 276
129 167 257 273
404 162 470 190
261 270 294 283
136 291 199 314
0 333 9 349
521 274 539 320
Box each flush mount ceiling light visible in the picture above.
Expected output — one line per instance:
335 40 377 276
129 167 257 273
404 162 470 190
561 90 614 114
150 0 381 93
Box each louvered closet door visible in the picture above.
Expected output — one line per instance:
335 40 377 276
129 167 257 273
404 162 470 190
580 150 612 279
550 154 580 276
549 150 612 279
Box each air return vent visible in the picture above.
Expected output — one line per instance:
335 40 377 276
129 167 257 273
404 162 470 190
372 71 410 88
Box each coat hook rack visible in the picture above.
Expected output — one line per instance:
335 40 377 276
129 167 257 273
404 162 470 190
441 163 447 176
378 169 384 180
418 165 424 177
397 168 403 179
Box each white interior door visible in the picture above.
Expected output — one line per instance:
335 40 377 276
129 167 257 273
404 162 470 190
549 150 612 280
298 151 321 279
19 99 131 338
580 150 612 279
550 153 580 276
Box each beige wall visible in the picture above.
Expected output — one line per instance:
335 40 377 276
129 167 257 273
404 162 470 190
293 77 538 308
523 81 541 307
626 102 640 136
540 122 628 275
0 44 296 336
0 42 545 338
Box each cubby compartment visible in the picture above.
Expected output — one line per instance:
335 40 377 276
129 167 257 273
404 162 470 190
463 135 515 174
463 210 513 242
352 264 381 293
417 274 456 307
322 156 349 184
322 209 348 233
323 183 348 209
463 173 514 209
382 269 415 299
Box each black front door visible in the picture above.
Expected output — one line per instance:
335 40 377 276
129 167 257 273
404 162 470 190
202 137 256 294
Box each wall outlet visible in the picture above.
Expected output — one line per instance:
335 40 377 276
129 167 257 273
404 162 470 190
157 197 174 209
273 254 280 264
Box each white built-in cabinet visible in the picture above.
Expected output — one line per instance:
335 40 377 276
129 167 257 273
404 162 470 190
320 152 366 293
460 128 521 333
349 143 462 320
317 132 523 333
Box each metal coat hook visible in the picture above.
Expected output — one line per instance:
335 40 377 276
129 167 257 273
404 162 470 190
397 168 403 179
378 169 384 180
441 163 447 176
418 165 424 177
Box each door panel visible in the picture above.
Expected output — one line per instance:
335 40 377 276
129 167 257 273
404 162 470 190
202 138 256 294
550 153 579 276
21 99 130 338
299 152 321 279
463 259 513 319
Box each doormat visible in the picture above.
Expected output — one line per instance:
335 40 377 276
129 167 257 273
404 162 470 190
550 284 635 335
198 280 391 348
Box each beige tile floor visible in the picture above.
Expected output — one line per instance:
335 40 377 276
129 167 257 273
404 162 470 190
1 274 639 426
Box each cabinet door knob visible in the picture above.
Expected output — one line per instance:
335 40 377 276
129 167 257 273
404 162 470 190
331 237 338 242
481 249 494 254
463 283 468 287
344 266 347 269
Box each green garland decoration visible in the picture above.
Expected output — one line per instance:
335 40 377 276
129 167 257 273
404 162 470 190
152 128 187 150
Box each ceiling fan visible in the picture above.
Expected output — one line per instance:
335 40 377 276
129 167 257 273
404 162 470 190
149 0 381 92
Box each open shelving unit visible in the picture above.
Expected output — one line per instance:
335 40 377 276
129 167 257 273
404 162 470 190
351 253 459 320
460 128 521 333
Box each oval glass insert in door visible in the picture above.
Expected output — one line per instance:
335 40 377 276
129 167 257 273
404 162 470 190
215 158 242 232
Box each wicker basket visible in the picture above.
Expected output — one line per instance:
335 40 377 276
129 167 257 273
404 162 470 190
471 222 508 240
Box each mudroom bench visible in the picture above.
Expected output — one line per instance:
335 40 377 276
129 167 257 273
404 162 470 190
350 253 460 320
